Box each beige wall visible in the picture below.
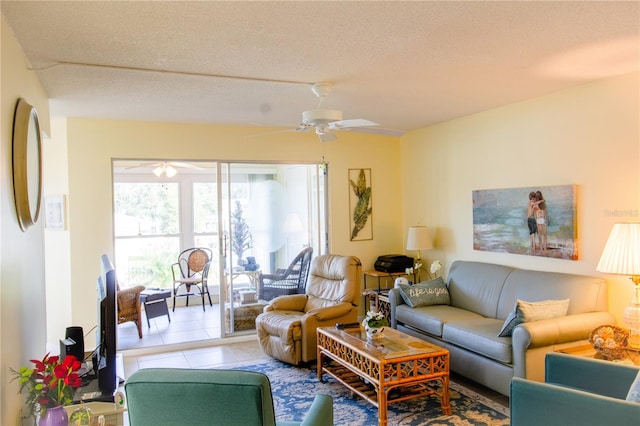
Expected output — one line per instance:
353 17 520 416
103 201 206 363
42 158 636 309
1 15 51 425
401 71 640 325
64 119 403 347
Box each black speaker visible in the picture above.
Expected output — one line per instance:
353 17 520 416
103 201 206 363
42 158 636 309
62 326 84 361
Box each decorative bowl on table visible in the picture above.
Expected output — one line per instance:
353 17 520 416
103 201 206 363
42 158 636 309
589 325 629 360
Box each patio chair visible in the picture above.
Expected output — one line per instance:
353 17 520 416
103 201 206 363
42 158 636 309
257 247 313 301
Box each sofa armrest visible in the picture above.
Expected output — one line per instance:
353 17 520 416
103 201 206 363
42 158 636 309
514 312 617 349
298 394 333 426
388 288 405 328
511 311 616 379
510 377 640 426
265 294 308 312
304 302 352 321
545 352 639 398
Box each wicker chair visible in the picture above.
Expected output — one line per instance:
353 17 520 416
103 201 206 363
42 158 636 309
257 247 313 301
117 284 146 338
171 247 214 311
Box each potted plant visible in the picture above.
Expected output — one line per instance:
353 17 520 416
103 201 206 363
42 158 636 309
362 310 389 340
11 353 82 425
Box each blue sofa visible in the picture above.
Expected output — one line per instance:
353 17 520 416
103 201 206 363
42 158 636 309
511 352 640 425
389 260 615 395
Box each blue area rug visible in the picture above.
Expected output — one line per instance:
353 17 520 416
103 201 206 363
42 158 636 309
233 359 509 425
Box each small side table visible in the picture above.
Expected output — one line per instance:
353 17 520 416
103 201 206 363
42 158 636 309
555 343 640 366
363 270 412 293
140 289 171 328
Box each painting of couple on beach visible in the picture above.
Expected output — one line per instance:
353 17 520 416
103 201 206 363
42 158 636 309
472 184 578 260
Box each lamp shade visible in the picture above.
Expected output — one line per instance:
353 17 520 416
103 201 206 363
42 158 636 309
406 226 433 251
596 222 640 276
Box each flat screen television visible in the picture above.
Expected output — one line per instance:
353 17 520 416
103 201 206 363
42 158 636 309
96 254 117 395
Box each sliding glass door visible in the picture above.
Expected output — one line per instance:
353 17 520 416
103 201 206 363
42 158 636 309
113 160 326 342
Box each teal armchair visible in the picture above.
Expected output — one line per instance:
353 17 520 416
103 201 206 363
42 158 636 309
510 352 640 426
125 368 333 426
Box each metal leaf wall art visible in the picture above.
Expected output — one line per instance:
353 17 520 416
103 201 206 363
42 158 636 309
349 168 373 241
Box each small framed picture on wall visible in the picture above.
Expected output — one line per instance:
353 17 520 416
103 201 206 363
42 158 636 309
44 194 66 230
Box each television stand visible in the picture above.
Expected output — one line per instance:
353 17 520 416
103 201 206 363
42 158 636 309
72 352 124 404
72 375 114 404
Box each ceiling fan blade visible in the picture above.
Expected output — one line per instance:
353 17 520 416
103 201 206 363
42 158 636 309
169 161 204 170
125 161 162 169
246 128 300 138
329 119 378 129
349 127 405 137
295 124 313 132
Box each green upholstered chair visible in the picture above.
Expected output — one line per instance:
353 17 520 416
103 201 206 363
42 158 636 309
124 368 333 426
510 352 640 426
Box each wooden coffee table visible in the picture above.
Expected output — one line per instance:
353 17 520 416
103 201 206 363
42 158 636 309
317 326 451 426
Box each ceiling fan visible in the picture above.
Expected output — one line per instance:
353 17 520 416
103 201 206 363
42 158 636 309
295 82 379 142
126 161 203 177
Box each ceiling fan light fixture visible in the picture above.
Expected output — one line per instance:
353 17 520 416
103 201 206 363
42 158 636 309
165 165 177 177
315 124 329 135
152 163 178 177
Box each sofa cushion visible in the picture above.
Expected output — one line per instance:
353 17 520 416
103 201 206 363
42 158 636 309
498 308 519 337
447 261 513 317
443 318 513 364
498 298 570 337
395 304 483 337
397 277 450 308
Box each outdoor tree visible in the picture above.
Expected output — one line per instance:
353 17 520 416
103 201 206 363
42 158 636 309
231 200 253 262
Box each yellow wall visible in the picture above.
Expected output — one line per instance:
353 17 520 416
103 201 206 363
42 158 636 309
401 71 640 325
65 119 403 347
1 15 51 425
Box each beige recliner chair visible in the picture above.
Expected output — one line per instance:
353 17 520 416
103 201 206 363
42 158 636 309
255 254 361 365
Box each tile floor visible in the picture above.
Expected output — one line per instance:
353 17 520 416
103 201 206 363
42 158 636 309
118 302 224 351
118 298 269 380
117 298 264 352
121 338 269 379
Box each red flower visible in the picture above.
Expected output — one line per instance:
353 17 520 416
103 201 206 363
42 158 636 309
65 373 82 387
11 353 83 418
53 364 68 379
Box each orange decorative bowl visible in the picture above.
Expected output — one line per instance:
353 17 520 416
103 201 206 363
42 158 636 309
589 325 629 360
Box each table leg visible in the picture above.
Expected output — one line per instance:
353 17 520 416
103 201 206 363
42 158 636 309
317 350 324 382
377 383 388 426
440 375 452 415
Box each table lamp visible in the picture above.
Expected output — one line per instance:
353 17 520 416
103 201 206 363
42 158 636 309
406 226 433 281
596 222 640 349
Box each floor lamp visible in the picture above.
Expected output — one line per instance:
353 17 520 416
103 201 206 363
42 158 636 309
596 222 640 349
406 226 433 282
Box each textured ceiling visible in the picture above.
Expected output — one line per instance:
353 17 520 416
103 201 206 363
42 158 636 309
2 1 639 136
